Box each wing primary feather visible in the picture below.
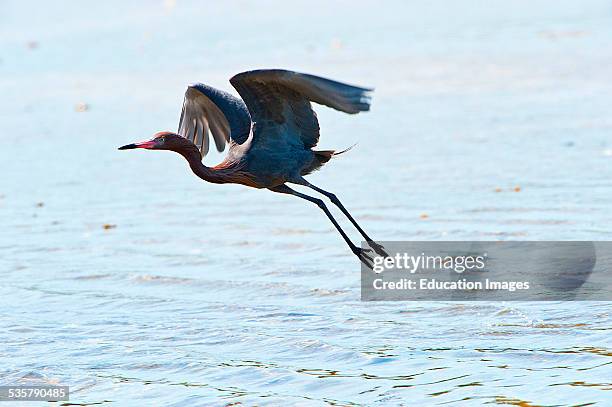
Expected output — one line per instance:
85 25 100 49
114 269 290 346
199 119 207 153
177 101 185 132
185 116 195 145
192 116 200 148
201 118 210 155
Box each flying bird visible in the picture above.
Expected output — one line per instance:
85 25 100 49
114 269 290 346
119 69 386 266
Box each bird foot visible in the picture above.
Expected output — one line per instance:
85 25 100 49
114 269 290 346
354 247 375 269
367 241 390 258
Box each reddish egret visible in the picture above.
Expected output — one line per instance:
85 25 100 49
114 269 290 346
119 69 386 266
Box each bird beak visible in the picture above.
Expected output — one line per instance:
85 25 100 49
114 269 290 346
118 140 156 150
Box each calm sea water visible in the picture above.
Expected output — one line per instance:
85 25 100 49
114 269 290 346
1 1 611 405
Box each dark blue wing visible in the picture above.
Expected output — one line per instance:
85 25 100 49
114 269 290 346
230 69 372 149
177 83 252 157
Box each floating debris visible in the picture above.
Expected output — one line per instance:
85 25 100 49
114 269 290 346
494 187 502 193
26 41 39 50
102 224 117 230
513 186 521 192
420 213 429 219
35 202 44 207
330 38 343 50
75 102 89 112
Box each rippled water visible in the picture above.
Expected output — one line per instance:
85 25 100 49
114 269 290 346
1 0 611 405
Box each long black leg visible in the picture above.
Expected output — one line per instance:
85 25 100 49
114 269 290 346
270 184 374 267
302 182 388 257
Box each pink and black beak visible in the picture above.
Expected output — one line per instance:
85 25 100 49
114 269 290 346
118 139 157 150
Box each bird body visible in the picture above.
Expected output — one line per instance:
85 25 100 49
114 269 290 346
120 69 386 265
166 131 324 188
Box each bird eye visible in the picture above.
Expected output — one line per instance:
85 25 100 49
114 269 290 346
159 137 165 143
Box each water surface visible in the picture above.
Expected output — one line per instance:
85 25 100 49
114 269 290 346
1 1 611 405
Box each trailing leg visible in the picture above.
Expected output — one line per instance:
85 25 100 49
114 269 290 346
300 181 388 257
269 184 374 267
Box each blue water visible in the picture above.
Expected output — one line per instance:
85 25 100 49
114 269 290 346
1 0 611 405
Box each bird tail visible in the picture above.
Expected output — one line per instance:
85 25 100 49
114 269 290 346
332 143 357 156
301 144 357 175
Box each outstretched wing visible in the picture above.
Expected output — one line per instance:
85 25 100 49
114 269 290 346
177 83 252 158
229 69 372 149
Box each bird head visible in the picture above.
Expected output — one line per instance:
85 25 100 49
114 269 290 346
118 131 189 152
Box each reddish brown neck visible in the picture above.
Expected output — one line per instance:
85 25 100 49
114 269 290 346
178 146 226 184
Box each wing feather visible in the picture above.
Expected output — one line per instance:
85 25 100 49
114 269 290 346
177 83 252 159
230 69 372 149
